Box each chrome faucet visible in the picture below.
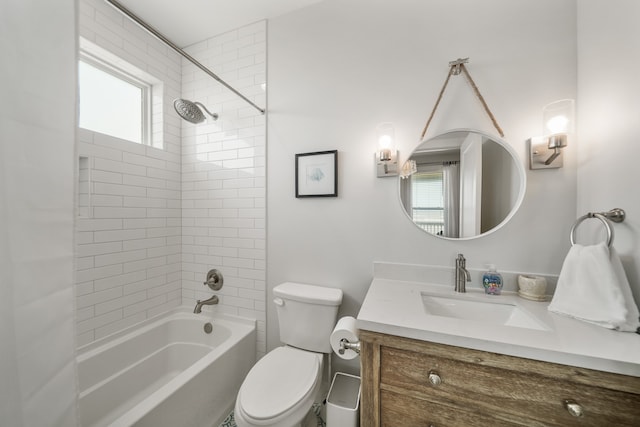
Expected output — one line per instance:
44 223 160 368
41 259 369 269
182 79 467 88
455 254 471 293
193 295 219 313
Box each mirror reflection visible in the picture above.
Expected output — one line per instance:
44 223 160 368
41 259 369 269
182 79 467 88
399 130 525 239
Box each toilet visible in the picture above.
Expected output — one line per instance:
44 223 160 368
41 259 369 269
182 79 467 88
234 282 343 427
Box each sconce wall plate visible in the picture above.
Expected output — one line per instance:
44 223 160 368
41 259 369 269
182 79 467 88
528 137 563 170
376 151 398 177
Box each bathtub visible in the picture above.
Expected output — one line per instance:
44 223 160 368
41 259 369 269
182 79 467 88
77 308 256 427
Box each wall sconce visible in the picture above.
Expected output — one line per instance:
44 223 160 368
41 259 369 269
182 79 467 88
376 123 398 177
528 99 575 169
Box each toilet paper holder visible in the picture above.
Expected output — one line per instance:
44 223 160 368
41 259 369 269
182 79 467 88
331 316 360 359
338 338 360 355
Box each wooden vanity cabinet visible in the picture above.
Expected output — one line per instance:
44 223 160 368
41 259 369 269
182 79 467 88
360 330 640 427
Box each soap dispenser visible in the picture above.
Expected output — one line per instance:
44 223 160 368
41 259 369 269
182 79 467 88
482 265 503 295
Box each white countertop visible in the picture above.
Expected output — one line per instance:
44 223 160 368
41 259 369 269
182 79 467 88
357 277 640 377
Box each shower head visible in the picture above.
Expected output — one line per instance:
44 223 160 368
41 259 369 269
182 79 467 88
173 99 218 124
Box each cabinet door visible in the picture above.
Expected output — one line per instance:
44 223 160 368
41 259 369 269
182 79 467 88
380 345 640 426
361 331 640 427
380 389 521 427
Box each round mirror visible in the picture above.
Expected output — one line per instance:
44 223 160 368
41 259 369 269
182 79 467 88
399 129 525 239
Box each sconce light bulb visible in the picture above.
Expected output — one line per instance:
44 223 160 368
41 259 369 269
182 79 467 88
546 115 569 135
376 122 396 165
543 99 574 137
379 134 393 149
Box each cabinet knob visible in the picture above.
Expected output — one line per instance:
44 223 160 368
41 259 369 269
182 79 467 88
564 399 584 417
428 370 442 386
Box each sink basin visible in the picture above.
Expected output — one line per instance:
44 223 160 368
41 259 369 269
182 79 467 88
421 292 549 331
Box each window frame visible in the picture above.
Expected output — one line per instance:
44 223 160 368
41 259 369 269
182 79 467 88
411 167 445 234
78 51 152 145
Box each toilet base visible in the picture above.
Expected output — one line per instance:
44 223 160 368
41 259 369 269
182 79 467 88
300 407 319 427
233 404 322 427
218 412 318 427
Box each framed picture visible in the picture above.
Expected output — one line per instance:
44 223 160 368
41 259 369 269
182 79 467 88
295 150 338 198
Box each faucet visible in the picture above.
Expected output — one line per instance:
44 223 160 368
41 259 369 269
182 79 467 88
455 254 471 293
193 295 219 313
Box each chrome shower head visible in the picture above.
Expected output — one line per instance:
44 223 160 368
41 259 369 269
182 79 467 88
173 99 218 123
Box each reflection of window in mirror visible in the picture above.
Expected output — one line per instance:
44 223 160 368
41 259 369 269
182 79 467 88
411 167 444 235
409 162 461 238
402 147 462 237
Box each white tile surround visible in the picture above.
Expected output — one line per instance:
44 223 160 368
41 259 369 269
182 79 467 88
75 0 266 357
76 129 183 345
76 0 182 346
181 21 267 357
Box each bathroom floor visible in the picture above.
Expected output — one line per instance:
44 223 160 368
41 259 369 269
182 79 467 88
218 404 325 427
219 411 236 427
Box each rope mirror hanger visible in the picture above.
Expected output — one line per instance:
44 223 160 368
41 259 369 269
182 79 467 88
420 58 504 140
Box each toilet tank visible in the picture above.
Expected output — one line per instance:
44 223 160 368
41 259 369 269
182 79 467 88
273 282 343 353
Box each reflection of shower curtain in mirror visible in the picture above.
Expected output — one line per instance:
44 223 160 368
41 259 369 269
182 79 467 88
443 162 460 238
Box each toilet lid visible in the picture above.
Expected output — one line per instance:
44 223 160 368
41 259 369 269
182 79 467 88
239 347 320 421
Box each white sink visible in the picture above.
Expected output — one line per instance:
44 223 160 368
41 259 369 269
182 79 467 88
421 292 549 331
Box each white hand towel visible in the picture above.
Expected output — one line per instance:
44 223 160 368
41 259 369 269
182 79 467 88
548 242 640 332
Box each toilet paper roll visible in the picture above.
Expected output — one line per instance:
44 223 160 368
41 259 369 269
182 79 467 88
330 316 359 360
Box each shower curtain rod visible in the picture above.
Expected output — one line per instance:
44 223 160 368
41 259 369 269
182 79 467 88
105 0 265 115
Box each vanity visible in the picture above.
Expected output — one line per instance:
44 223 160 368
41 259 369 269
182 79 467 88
360 116 640 425
357 268 640 426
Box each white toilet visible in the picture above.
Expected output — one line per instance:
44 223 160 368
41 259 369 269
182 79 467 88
234 282 343 427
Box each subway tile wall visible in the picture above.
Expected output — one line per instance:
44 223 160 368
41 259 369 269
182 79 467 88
181 21 267 357
75 0 182 346
75 0 266 356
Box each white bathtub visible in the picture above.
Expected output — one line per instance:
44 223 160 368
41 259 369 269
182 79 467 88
77 308 256 427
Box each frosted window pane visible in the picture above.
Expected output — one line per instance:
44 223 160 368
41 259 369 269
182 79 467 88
79 61 143 143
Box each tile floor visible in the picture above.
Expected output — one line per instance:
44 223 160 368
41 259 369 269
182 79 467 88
219 411 236 427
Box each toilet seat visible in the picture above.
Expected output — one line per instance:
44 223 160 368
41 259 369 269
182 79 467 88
237 346 321 422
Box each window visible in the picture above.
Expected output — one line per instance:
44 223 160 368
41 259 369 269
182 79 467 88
78 54 151 144
411 170 444 235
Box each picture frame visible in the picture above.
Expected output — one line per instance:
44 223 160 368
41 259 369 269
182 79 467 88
295 150 338 198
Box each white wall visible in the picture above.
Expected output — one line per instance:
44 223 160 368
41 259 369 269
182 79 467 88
75 0 183 345
267 0 578 370
0 0 78 424
181 21 267 357
576 0 640 301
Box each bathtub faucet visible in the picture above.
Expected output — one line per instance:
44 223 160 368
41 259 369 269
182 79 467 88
194 295 219 314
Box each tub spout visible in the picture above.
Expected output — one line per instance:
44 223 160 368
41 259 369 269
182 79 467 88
194 295 219 313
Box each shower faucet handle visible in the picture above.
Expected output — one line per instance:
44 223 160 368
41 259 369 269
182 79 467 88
204 269 223 291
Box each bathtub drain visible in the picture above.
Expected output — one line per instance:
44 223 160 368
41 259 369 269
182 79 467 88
204 322 213 334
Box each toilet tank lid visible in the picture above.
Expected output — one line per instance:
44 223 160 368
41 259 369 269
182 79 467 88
274 282 343 306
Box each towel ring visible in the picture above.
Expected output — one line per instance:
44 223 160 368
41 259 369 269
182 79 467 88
569 208 625 248
570 214 612 248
